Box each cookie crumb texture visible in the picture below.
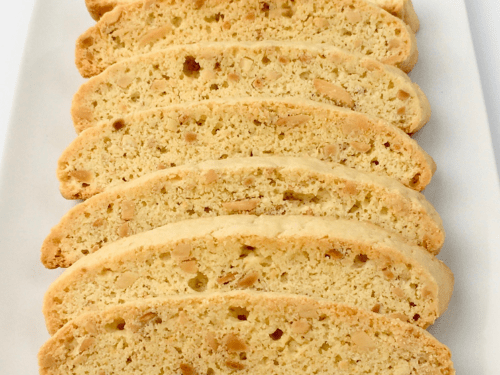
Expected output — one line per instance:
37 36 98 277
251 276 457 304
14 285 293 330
39 292 455 374
77 0 416 77
71 42 430 134
59 99 435 198
41 157 444 269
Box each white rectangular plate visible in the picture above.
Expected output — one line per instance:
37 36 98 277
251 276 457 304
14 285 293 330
1 0 500 373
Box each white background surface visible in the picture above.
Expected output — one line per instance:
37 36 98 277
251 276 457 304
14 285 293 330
1 1 499 175
1 1 500 374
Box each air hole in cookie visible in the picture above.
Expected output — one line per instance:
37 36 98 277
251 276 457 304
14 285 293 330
355 254 369 263
210 84 219 91
159 252 171 261
383 142 390 148
81 249 89 255
299 71 311 80
105 317 126 332
259 256 273 267
240 245 256 258
262 56 271 65
325 249 343 259
269 329 284 340
183 56 201 78
188 272 208 292
370 159 379 166
207 368 215 375
239 352 247 361
283 190 318 203
228 306 250 321
52 297 63 305
171 16 182 27
319 342 331 353
348 201 361 214
130 92 140 102
280 272 288 282
112 119 125 131
409 173 421 188
107 203 114 213
204 207 212 213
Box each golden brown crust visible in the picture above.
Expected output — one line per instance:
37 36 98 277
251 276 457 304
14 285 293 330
39 292 455 374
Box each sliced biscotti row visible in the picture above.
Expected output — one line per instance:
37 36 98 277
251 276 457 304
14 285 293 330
77 0 417 78
84 0 420 33
43 215 454 334
41 157 444 269
39 292 455 374
60 98 436 199
72 42 430 134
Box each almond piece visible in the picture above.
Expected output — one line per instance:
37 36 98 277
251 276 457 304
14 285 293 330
78 337 95 353
313 79 354 108
151 79 169 91
204 169 218 184
116 75 134 89
121 200 135 221
70 170 93 183
222 199 259 212
224 333 248 352
138 25 172 46
172 243 191 261
323 144 338 157
180 260 198 274
350 141 371 153
217 273 236 285
115 271 139 289
117 222 130 238
351 331 376 350
206 331 219 351
236 271 259 288
276 115 311 128
291 319 311 334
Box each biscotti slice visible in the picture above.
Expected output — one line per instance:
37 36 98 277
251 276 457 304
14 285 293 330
43 215 453 334
85 0 420 33
60 98 436 198
77 0 417 78
41 157 445 269
72 42 430 134
39 292 455 374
